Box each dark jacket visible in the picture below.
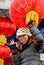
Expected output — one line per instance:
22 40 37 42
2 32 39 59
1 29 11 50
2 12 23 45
11 25 43 65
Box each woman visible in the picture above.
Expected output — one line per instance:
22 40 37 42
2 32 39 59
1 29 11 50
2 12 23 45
6 20 43 65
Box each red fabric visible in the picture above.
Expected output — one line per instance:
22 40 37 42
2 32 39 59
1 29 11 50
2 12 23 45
10 0 44 27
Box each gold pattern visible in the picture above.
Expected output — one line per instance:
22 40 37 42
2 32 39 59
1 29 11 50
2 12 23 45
26 11 39 27
35 5 40 12
24 6 31 12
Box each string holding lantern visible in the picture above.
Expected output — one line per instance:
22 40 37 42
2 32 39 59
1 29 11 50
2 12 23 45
9 0 44 27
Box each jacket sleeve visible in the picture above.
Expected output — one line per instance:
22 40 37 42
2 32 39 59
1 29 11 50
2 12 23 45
28 24 43 51
29 24 43 52
11 51 22 65
5 44 22 65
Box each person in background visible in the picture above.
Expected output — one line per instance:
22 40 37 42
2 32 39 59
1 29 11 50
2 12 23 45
6 20 43 65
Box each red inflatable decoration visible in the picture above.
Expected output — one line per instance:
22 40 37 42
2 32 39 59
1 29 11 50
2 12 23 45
9 0 44 27
0 45 11 58
0 16 16 37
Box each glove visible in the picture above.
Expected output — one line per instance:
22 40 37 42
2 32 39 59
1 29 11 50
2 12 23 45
5 43 17 50
5 44 18 54
28 20 35 28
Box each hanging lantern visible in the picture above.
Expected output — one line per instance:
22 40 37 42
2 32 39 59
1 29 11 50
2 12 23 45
0 16 16 65
0 16 16 37
0 45 11 58
0 35 7 65
0 22 16 37
9 0 44 27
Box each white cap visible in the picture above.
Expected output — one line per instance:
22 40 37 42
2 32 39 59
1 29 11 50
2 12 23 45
16 28 32 37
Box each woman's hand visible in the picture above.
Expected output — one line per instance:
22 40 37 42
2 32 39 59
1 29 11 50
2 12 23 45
10 39 16 45
10 39 22 50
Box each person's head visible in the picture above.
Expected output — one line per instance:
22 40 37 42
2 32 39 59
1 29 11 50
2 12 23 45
16 27 33 44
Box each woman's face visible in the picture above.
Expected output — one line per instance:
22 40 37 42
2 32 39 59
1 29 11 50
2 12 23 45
18 35 28 44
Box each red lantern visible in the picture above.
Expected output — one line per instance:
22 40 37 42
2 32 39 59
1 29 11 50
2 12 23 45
9 0 44 27
0 45 11 58
0 16 16 37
